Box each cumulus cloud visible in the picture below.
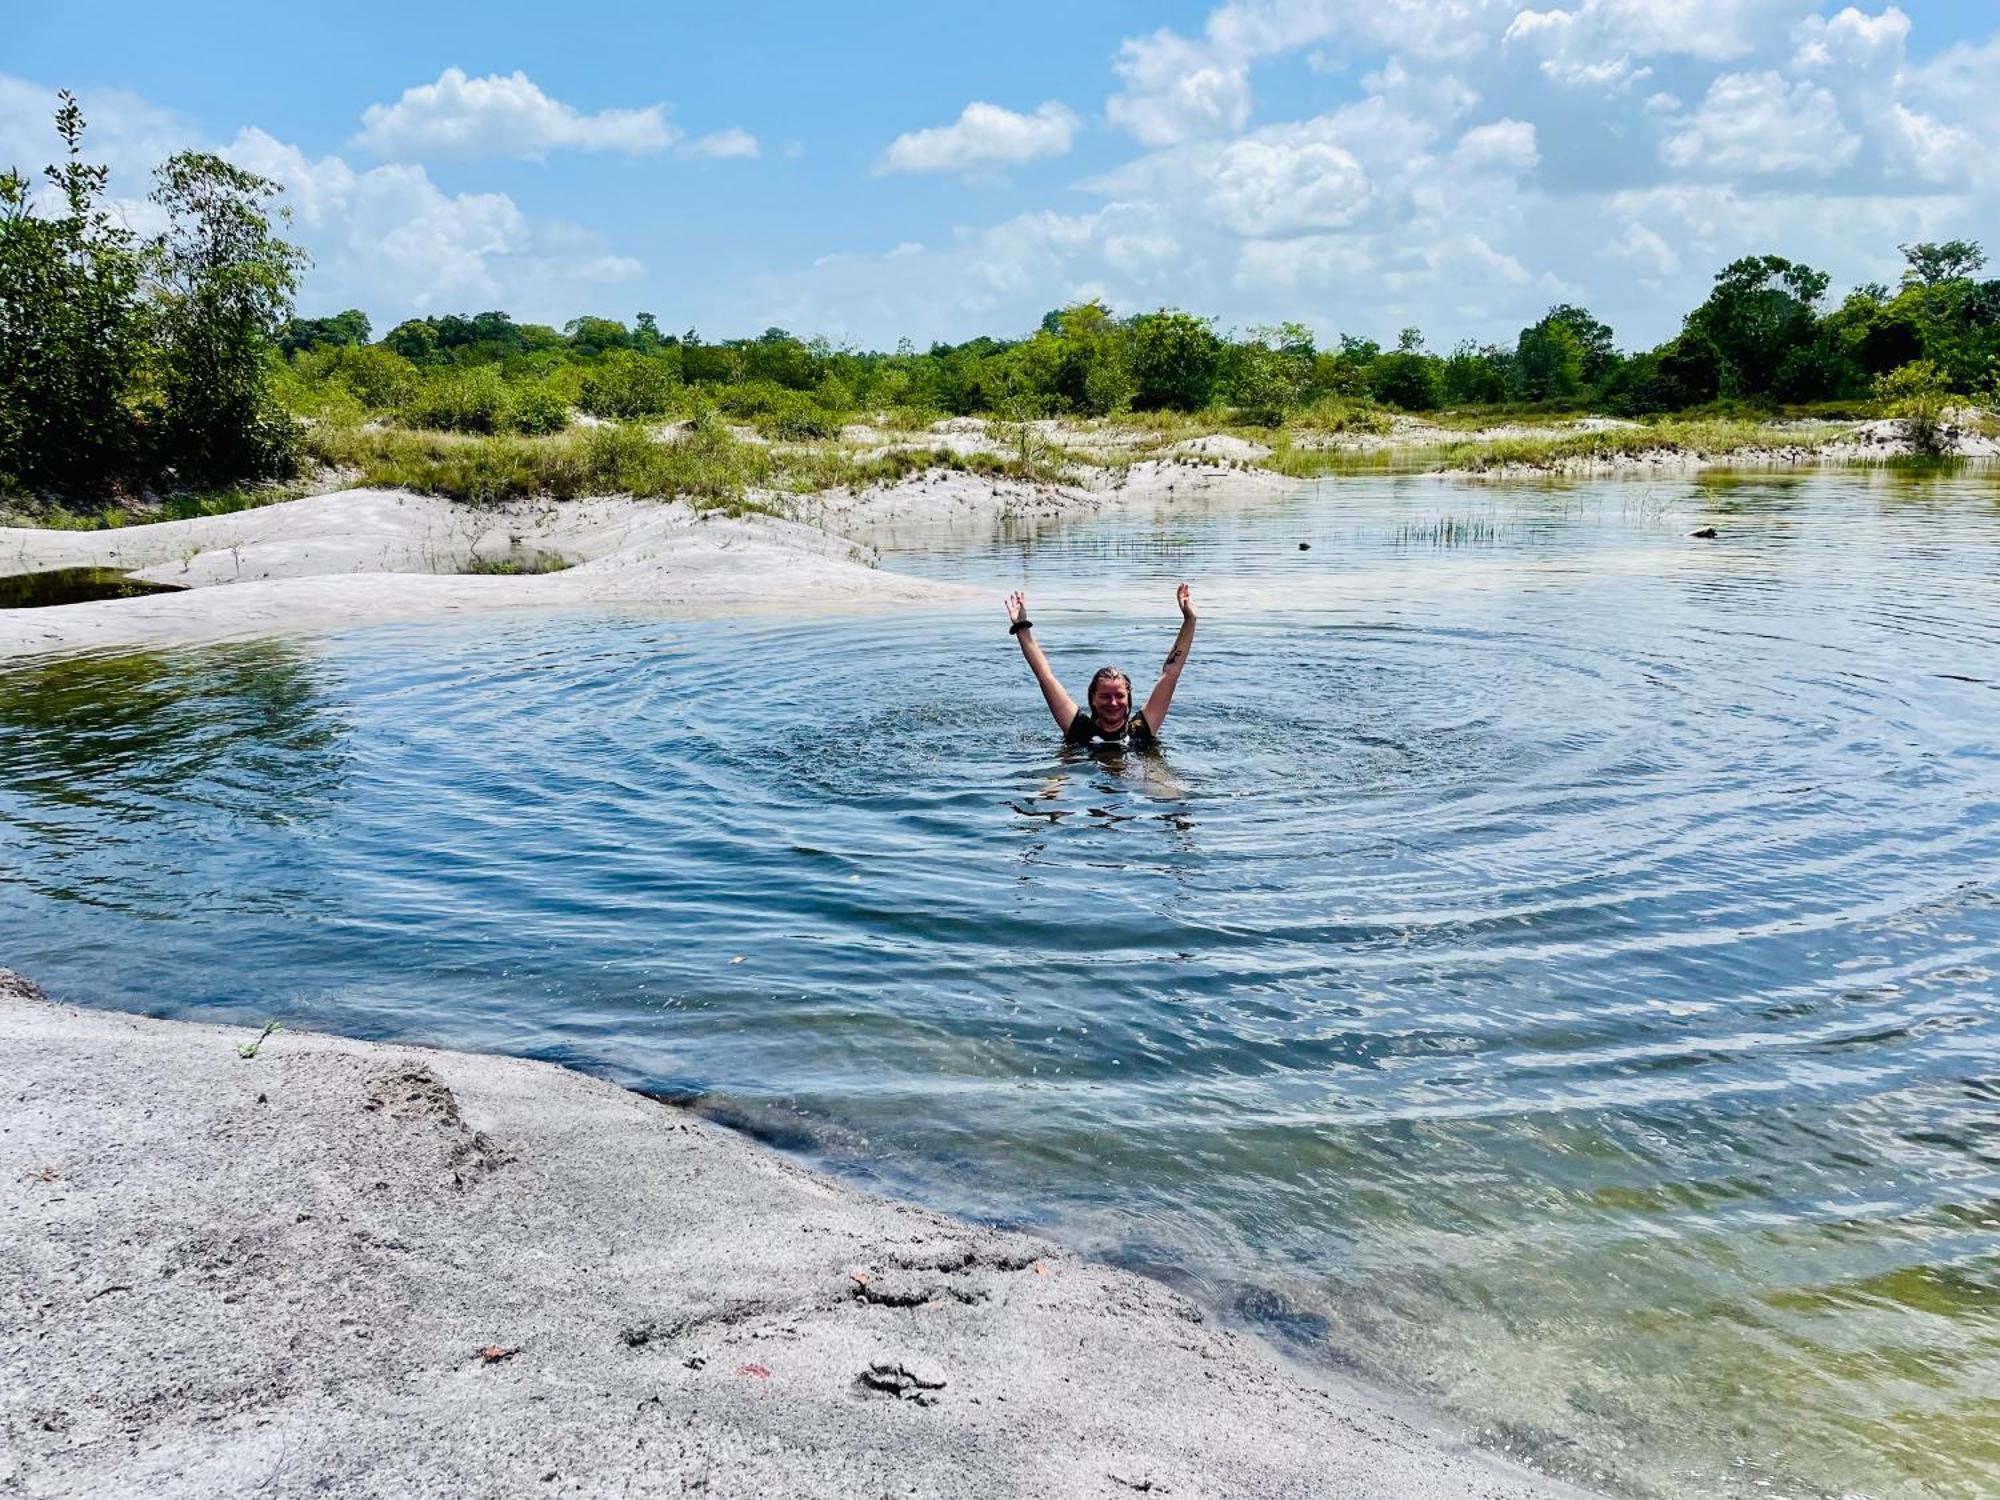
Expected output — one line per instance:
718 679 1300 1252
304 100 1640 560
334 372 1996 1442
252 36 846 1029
0 75 649 324
1107 29 1251 146
878 101 1078 174
684 127 761 161
355 68 678 158
226 128 641 311
1661 70 1858 176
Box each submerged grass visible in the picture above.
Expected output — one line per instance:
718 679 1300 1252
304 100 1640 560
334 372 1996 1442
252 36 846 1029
1395 515 1503 546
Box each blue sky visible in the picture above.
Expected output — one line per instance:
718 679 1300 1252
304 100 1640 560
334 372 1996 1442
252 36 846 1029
5 1 1997 351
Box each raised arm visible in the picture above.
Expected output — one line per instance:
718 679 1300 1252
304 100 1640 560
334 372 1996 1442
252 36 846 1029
1141 583 1197 732
1005 591 1078 731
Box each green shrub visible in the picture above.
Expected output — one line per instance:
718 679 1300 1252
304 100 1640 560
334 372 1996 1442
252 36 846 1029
1875 360 1954 456
505 380 571 435
577 349 678 420
402 366 511 433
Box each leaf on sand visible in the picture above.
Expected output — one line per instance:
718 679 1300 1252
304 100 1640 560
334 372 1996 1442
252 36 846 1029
476 1345 521 1363
734 1363 771 1379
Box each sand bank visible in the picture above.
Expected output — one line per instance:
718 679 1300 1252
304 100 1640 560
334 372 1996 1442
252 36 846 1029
0 449 1294 657
1 972 1590 1499
0 490 976 658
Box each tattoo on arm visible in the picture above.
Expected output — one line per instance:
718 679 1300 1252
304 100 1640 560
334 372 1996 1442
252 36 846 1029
1163 647 1183 667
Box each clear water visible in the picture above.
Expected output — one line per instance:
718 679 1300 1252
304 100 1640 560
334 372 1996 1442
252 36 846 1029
3 470 1997 1498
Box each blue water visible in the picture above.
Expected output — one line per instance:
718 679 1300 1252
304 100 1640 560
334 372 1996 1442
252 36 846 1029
4 471 1997 1497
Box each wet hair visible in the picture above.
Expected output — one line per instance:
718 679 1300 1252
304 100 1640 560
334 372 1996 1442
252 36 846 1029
1087 667 1133 716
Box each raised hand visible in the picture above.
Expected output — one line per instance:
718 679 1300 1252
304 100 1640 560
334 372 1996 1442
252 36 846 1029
1176 582 1196 621
1005 590 1029 626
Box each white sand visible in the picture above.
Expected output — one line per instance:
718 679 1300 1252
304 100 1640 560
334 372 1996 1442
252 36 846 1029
2 972 1595 1499
0 490 975 658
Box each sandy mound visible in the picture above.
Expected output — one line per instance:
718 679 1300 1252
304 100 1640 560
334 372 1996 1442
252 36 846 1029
1169 434 1273 462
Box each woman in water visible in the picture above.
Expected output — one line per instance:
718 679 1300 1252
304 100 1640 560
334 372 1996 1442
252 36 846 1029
1004 584 1197 747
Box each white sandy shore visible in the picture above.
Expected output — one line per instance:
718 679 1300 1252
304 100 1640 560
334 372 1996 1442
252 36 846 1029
0 490 977 658
0 452 1292 658
0 972 1593 1499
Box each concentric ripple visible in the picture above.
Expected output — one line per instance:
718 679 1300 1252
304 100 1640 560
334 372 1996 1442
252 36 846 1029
3 469 1997 1497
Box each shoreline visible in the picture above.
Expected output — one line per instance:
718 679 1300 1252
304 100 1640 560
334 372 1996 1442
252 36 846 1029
0 459 1285 658
1 970 1596 1499
3 412 1993 658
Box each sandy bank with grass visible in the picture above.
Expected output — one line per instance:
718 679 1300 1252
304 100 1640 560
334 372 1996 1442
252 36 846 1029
0 972 1591 1500
0 489 976 658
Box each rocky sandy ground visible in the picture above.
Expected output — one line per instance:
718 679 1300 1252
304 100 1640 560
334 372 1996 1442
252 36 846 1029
1 972 1593 1500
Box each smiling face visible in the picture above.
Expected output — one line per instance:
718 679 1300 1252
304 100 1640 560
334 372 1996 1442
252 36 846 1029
1088 668 1132 728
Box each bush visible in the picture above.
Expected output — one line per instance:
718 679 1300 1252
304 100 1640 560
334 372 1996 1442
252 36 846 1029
402 366 511 433
577 349 677 420
1368 352 1443 411
753 393 841 441
505 380 571 435
1876 360 1955 455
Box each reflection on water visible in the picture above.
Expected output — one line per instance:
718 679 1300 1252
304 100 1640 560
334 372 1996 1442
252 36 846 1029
2 471 1998 1499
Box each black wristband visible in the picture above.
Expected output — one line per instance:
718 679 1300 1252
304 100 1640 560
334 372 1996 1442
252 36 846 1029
1008 619 1034 635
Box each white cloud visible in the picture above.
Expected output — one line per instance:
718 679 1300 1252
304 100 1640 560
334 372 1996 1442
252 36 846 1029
1197 129 1373 236
1793 6 1909 75
356 68 674 158
684 128 760 161
1506 0 1802 65
1661 71 1858 176
1452 119 1539 172
878 101 1078 174
226 128 641 313
1107 28 1252 146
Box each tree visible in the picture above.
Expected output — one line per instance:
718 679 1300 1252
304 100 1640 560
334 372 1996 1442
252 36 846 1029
383 318 440 363
149 150 308 483
1683 255 1830 398
1368 350 1442 410
1223 324 1312 425
565 315 633 356
1441 341 1511 404
1900 240 1986 289
1126 310 1221 411
0 92 149 496
277 307 369 356
1513 305 1615 401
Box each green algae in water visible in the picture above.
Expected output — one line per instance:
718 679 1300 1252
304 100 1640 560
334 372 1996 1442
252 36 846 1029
0 567 185 609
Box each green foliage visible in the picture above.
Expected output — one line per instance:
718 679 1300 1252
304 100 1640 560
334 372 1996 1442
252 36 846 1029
149 151 308 485
576 348 678 420
0 93 303 504
1514 305 1615 401
1127 310 1222 411
1368 351 1443 411
278 307 369 355
0 92 150 498
1684 255 1832 398
1875 360 1954 456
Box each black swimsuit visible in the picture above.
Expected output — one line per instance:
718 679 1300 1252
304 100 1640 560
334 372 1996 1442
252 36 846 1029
1066 709 1156 749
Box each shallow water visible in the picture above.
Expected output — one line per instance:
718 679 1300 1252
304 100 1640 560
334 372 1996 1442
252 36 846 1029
3 470 1997 1498
0 566 184 609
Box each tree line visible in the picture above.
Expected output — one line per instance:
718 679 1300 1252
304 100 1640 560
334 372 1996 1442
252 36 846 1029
3 93 1994 506
281 233 1992 444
